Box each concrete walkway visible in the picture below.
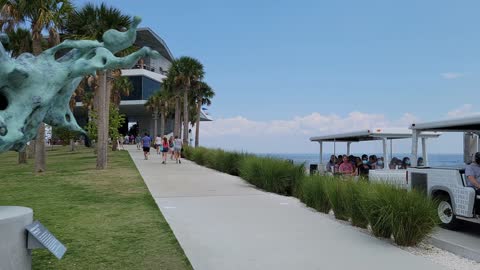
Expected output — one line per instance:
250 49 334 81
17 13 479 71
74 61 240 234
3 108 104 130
127 146 447 270
428 223 480 263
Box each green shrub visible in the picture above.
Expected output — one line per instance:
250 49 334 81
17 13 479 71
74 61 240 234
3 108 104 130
299 176 332 213
221 151 246 176
191 147 208 165
182 146 193 159
362 184 395 238
346 180 369 228
239 156 304 196
203 149 219 169
388 190 438 246
326 180 350 221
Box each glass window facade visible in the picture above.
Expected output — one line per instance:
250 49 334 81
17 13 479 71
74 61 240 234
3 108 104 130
121 76 162 101
142 77 161 99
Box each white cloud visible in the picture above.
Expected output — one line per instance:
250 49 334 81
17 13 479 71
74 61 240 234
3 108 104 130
199 112 420 153
441 72 464 80
446 104 479 118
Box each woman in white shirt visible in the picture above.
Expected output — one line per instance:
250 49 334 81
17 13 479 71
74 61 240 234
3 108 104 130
154 134 162 155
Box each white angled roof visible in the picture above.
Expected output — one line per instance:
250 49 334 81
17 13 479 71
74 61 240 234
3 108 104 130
310 128 440 142
411 115 480 132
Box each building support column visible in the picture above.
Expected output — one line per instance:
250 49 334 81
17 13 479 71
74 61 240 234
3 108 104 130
421 137 428 166
411 130 419 167
319 142 323 166
152 110 158 137
382 138 389 169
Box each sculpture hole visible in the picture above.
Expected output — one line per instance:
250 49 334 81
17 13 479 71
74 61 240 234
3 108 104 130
0 126 7 136
0 92 8 110
65 113 71 123
102 57 107 65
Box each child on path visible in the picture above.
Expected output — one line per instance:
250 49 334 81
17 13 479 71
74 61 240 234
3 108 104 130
161 137 169 164
141 133 151 160
174 136 183 164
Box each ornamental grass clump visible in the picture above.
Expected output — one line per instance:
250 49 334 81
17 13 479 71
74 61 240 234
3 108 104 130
221 152 246 176
239 156 304 196
345 180 369 228
203 149 219 169
388 190 438 246
191 147 208 165
326 179 350 221
299 176 332 213
362 183 395 238
182 146 193 159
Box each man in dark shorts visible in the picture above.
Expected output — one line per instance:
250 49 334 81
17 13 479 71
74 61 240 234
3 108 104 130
141 133 151 160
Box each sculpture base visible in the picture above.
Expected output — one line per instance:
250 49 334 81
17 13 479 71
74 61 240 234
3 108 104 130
0 206 33 270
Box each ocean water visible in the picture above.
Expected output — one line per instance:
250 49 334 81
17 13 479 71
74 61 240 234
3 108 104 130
256 153 465 168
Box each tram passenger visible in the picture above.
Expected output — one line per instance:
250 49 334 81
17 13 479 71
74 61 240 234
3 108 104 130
465 152 480 197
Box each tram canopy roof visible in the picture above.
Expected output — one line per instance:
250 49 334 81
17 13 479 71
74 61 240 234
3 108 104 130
310 128 441 143
411 115 480 132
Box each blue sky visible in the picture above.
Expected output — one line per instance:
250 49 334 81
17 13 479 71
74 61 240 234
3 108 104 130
77 0 480 153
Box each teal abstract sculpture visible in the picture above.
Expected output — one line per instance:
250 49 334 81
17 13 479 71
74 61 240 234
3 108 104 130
0 17 159 153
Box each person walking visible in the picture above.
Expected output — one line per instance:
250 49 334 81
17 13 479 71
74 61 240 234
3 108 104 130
154 134 162 155
169 136 175 160
135 135 141 150
161 137 169 164
141 133 151 160
174 136 183 164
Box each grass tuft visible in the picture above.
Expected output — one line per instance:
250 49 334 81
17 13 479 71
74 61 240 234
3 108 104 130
325 179 350 221
298 176 331 213
239 156 304 196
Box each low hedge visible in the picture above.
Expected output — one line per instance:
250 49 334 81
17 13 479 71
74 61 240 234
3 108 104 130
298 176 438 246
184 146 438 246
239 156 304 196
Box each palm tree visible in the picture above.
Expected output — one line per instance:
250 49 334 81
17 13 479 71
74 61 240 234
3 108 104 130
4 27 31 57
65 2 131 169
111 75 132 107
23 0 74 173
191 81 214 147
168 56 204 144
0 0 24 32
145 90 174 137
0 1 29 164
0 0 73 169
3 27 32 163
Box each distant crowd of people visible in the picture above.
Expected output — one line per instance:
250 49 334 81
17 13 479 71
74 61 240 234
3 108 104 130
139 133 183 164
326 154 425 177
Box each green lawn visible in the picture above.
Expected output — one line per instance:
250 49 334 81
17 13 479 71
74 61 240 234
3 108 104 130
0 146 192 270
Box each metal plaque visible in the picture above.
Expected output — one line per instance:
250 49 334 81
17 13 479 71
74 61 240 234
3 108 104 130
25 220 67 259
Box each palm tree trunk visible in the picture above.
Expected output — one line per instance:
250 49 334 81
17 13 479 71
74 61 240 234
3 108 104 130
195 100 201 147
183 90 189 145
18 147 27 163
160 112 165 136
112 139 118 151
96 71 109 169
174 97 181 137
69 139 75 152
32 33 46 173
18 151 27 164
153 110 158 137
35 123 46 172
